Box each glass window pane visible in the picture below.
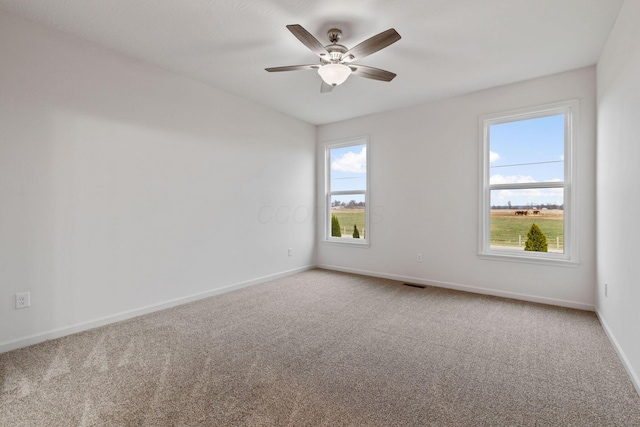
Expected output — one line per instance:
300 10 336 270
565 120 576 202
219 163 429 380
489 114 564 184
330 194 366 239
330 144 366 191
490 189 564 253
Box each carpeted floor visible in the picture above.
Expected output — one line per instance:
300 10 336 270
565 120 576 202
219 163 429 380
1 269 640 426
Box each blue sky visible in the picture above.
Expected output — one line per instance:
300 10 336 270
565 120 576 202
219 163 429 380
489 114 565 207
330 144 366 204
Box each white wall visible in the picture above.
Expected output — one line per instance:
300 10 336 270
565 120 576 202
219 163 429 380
0 11 316 351
596 0 640 393
317 67 597 309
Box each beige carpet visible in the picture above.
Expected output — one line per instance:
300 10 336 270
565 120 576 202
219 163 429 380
1 269 639 426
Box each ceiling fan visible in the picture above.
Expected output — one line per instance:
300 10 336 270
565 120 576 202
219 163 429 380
266 24 401 93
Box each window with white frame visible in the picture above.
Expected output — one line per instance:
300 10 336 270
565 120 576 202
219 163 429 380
479 100 578 265
325 138 369 244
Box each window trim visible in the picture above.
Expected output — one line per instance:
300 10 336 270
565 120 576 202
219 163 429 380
478 100 579 267
324 137 370 246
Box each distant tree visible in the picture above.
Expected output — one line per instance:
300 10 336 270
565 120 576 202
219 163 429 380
524 223 548 252
352 224 360 239
508 201 512 209
331 214 342 237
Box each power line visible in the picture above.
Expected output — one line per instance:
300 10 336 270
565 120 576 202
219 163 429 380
491 160 563 168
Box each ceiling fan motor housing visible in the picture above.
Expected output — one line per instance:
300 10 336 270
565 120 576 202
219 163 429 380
323 43 348 64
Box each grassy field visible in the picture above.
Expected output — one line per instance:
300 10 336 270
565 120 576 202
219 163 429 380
331 208 366 238
329 208 562 248
491 209 564 250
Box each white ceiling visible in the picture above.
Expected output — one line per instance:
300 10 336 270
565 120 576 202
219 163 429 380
0 0 624 125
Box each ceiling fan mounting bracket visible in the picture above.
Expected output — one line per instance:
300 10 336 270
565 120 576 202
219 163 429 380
327 28 342 44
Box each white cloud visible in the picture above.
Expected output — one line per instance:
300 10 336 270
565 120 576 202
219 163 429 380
332 146 366 173
489 174 536 185
489 151 500 163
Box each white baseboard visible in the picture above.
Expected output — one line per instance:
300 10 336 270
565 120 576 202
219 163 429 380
317 264 595 311
0 265 314 354
596 310 640 397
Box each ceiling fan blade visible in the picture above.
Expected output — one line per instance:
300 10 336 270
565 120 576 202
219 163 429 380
286 24 329 57
320 81 335 93
341 29 401 62
265 64 320 72
350 65 397 82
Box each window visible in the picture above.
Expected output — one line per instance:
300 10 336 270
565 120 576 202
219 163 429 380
325 138 369 245
479 100 578 265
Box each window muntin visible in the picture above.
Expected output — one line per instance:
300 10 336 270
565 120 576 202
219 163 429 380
326 140 368 244
480 101 577 264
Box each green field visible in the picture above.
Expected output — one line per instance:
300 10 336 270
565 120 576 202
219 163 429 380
330 208 562 248
491 210 564 250
331 209 366 238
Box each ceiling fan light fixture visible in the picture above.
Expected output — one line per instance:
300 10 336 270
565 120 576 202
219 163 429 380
318 63 352 86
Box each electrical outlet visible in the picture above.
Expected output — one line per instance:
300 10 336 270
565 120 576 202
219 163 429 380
604 283 608 298
16 292 30 309
417 253 423 263
288 248 293 257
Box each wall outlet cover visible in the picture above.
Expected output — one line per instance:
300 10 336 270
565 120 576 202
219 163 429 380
16 292 30 309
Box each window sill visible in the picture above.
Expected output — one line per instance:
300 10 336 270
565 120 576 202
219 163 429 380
323 238 370 247
478 251 579 268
